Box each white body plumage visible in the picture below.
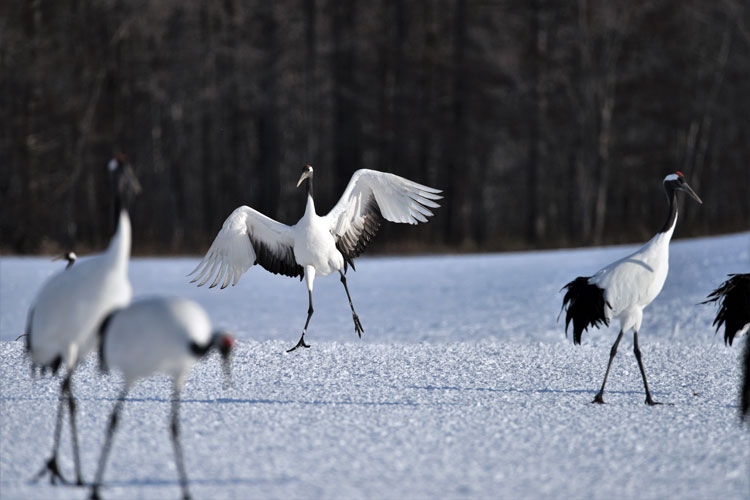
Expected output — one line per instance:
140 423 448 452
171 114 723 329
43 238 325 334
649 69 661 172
591 218 676 333
29 211 132 370
101 297 212 388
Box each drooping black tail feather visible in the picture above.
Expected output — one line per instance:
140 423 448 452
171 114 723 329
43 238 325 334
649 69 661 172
561 276 610 345
702 273 750 346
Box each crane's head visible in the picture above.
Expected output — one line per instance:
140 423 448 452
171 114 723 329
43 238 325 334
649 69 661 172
296 164 314 188
664 171 702 204
108 153 142 210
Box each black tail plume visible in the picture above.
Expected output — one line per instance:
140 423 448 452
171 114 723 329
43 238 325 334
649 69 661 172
561 276 610 345
702 273 750 346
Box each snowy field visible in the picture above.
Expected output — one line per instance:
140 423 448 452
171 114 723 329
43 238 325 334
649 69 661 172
1 232 749 499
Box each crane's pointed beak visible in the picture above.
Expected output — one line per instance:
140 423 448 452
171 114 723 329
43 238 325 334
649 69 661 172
218 334 234 389
296 170 310 188
681 183 703 204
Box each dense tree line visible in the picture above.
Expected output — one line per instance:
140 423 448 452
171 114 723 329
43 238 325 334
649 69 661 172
1 0 748 255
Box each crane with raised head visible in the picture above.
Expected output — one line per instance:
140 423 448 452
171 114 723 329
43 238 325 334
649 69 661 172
190 165 441 352
561 172 702 405
25 155 140 485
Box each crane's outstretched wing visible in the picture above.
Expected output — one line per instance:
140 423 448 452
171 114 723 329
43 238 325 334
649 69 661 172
189 206 302 288
323 169 441 265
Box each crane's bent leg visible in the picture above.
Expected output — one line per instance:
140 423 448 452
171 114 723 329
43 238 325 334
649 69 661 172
592 329 624 404
33 373 74 485
634 331 661 406
170 387 191 500
288 289 314 352
339 271 364 338
90 387 128 500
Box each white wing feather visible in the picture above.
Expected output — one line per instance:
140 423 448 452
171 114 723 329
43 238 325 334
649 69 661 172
189 206 301 288
323 169 441 259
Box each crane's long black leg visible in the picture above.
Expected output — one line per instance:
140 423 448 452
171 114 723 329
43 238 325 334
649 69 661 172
287 290 313 352
90 387 128 500
339 270 364 338
170 387 191 500
32 373 73 485
634 331 661 406
592 329 624 404
66 375 84 485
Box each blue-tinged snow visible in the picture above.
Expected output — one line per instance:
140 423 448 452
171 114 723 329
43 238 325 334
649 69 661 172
1 232 749 499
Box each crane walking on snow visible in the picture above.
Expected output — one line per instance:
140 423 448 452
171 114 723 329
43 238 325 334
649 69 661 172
702 273 750 419
90 297 234 500
25 155 140 485
189 165 441 352
561 172 702 405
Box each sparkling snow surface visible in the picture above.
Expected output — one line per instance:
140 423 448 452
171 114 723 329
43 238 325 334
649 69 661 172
1 232 749 499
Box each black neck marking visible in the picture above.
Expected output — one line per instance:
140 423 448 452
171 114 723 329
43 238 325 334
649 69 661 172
659 183 679 234
306 174 314 200
190 332 222 358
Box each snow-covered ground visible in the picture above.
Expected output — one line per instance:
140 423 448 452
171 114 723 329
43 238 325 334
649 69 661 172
1 232 749 499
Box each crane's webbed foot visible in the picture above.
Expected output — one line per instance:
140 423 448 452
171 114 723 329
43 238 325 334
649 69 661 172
287 334 311 353
32 456 72 486
352 314 364 338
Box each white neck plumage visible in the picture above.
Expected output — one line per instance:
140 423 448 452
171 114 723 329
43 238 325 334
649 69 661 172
106 209 131 271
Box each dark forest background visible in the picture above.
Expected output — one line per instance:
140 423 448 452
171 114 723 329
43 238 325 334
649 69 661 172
1 0 749 255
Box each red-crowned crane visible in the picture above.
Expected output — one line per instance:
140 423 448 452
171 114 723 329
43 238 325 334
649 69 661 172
561 172 702 405
189 165 441 352
25 155 140 485
89 297 234 500
702 273 750 419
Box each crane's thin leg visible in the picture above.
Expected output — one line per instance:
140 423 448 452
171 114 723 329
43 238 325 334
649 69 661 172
170 386 191 500
634 331 661 406
592 329 624 404
66 375 84 485
32 373 74 485
288 290 313 352
90 387 128 500
339 270 364 338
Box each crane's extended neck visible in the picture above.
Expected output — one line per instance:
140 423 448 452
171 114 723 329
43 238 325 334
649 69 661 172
304 175 315 215
659 187 679 235
106 209 131 270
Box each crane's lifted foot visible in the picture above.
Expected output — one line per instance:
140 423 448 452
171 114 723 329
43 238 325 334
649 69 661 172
287 335 311 353
352 314 364 338
32 457 77 486
592 393 605 404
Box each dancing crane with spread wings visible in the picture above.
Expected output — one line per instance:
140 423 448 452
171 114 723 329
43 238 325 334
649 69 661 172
190 165 442 352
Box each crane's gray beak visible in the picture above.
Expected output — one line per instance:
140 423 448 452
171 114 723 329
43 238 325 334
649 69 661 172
681 183 703 204
218 335 234 389
296 170 310 188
